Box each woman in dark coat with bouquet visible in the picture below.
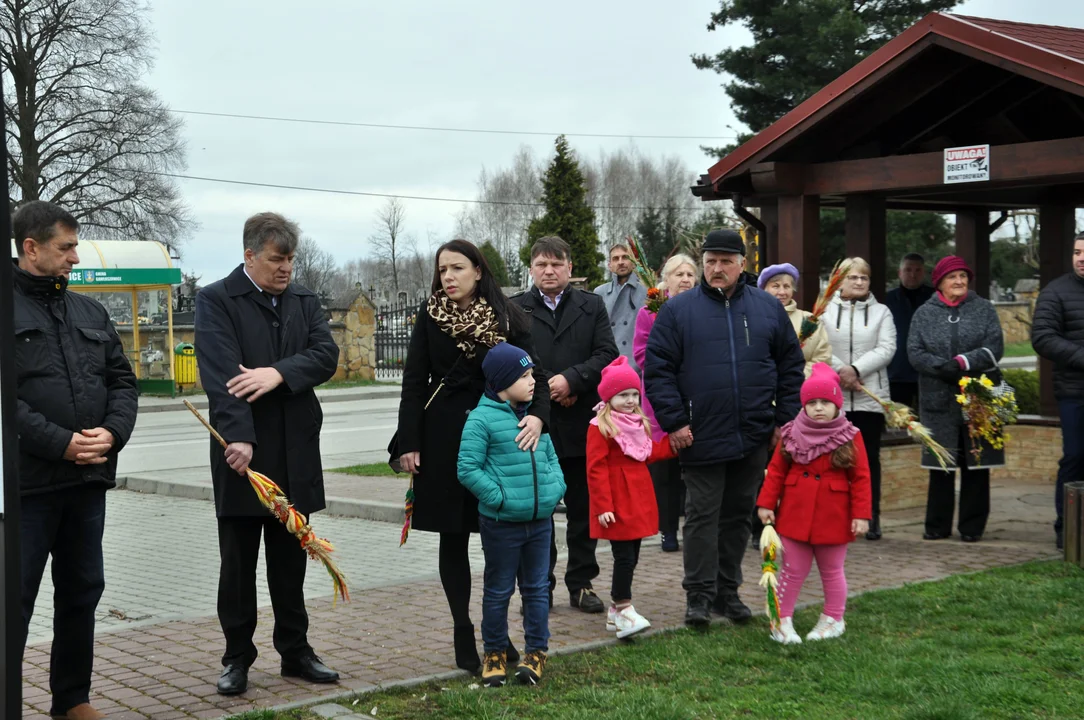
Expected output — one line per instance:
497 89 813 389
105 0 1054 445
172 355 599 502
907 256 1004 543
397 239 550 672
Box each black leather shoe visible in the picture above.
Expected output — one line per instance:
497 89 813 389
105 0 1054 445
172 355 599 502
712 594 752 624
570 588 605 614
923 531 951 540
216 664 248 695
452 625 481 674
684 597 712 628
506 643 520 665
960 534 982 543
281 655 340 684
1056 528 1064 551
866 517 882 541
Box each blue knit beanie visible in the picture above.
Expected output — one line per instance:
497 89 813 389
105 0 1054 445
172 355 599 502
482 342 535 394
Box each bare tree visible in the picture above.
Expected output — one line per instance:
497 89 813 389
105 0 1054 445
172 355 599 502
370 197 407 293
292 236 339 298
2 0 192 243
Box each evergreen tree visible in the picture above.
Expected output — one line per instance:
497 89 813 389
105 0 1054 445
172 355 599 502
479 241 511 286
692 0 959 157
523 136 604 287
635 207 682 272
820 209 955 286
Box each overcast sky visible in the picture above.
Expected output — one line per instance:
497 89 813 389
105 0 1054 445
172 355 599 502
144 0 1084 282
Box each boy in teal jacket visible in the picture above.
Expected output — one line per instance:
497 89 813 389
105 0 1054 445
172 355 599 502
458 342 565 688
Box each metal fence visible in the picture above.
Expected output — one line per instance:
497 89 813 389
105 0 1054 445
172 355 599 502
374 301 417 379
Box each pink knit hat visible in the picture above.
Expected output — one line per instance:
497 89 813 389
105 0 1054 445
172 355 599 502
801 363 843 410
598 356 642 403
931 255 974 290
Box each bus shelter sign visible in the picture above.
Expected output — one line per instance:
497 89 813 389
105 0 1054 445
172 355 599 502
943 144 990 184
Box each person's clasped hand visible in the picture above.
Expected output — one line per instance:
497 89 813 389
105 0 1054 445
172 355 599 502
227 364 284 403
516 415 543 452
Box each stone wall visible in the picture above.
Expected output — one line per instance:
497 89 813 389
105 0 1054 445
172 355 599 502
112 290 379 389
994 300 1033 345
880 419 1059 511
327 293 377 382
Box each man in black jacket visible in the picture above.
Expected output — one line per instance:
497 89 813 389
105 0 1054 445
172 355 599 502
884 253 934 408
195 213 341 695
13 201 138 720
1031 232 1084 551
512 236 618 614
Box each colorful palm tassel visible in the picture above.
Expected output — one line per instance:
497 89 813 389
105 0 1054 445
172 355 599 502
759 523 783 630
400 479 415 547
184 401 350 604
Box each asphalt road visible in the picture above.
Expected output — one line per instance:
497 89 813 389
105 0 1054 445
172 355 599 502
117 396 399 475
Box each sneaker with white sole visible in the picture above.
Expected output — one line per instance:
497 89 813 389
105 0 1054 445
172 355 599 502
606 605 618 632
805 613 846 641
612 605 651 639
770 616 802 645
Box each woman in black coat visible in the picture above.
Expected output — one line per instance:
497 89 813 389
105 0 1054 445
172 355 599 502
396 238 549 673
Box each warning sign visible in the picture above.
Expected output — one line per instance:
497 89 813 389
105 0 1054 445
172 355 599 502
944 145 990 184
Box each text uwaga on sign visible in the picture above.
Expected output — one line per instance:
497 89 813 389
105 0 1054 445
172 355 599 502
944 144 990 184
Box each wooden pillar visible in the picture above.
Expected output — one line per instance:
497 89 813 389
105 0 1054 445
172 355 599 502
778 195 821 310
845 195 887 296
954 209 991 298
761 204 779 269
1038 205 1077 417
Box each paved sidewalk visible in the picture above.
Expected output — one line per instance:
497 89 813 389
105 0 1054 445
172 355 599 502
22 479 1059 719
139 383 402 413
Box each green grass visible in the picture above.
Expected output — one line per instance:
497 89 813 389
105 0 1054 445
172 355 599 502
328 462 401 477
319 378 399 390
233 561 1084 720
1003 341 1035 358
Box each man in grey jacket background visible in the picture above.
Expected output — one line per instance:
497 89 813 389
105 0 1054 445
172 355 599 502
594 242 647 371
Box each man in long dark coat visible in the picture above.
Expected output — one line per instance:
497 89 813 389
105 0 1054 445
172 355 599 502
512 236 618 613
195 212 341 695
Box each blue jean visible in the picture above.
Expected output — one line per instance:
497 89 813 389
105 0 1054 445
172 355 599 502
1056 399 1084 532
479 515 551 654
18 485 107 716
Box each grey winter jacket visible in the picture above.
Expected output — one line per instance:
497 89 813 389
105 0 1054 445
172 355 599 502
907 291 1005 470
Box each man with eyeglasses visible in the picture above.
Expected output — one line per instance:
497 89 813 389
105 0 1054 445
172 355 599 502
885 253 934 409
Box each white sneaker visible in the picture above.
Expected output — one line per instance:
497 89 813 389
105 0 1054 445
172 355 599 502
612 605 651 639
805 613 846 641
606 605 618 632
770 616 802 645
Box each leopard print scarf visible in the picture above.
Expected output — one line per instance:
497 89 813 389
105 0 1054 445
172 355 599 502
427 291 505 358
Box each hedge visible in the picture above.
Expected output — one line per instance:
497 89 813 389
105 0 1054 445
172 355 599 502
1004 369 1039 415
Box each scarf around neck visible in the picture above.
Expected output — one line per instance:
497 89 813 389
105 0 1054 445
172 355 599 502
591 406 653 461
780 410 858 465
427 291 505 358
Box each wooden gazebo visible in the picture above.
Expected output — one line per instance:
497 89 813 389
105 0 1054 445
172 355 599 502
694 12 1084 415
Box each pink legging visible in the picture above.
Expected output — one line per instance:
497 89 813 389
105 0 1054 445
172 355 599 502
777 537 849 621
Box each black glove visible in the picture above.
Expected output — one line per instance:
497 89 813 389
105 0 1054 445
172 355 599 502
936 360 963 382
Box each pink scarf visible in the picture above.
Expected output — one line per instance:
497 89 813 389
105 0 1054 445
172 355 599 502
591 406 653 461
780 410 858 465
937 290 964 307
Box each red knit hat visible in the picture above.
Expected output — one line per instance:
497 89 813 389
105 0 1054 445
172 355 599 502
931 255 974 290
801 363 843 410
598 356 642 403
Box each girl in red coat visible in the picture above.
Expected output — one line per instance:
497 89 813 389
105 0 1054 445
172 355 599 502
756 363 872 644
587 356 677 639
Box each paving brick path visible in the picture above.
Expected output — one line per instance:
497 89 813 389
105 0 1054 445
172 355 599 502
22 481 1058 719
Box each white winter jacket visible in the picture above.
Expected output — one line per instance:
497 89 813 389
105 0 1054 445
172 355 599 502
823 292 897 414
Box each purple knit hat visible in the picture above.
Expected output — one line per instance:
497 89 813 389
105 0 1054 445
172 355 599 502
931 255 974 289
757 263 800 290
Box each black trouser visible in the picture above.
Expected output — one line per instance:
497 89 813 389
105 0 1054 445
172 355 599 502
890 381 919 410
849 411 884 525
610 539 642 602
650 457 685 535
218 516 311 667
548 457 599 594
19 486 107 717
925 439 991 538
681 446 768 602
440 531 474 627
1055 399 1084 535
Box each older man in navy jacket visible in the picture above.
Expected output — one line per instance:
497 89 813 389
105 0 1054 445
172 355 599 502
644 229 805 627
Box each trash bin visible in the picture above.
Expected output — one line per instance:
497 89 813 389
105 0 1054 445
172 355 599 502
1065 481 1084 567
174 342 197 386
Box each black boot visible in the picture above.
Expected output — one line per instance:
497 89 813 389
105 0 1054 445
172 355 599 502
453 624 481 674
866 516 882 541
